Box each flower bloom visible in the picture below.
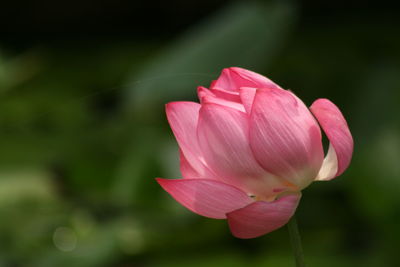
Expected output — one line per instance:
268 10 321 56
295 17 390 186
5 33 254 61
156 67 353 238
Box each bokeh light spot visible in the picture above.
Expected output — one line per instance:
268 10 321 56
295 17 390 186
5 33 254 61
53 226 77 252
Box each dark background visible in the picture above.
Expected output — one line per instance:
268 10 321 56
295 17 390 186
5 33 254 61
0 0 399 266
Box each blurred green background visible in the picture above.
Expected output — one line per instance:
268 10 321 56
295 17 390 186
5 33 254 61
1 0 399 266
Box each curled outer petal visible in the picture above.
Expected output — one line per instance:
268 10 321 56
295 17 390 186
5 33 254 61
310 99 353 180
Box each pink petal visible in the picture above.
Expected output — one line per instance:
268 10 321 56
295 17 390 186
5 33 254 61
197 86 245 112
197 103 264 178
310 99 353 180
197 103 288 199
179 149 202 179
209 80 217 88
166 102 215 178
239 87 257 114
211 88 241 103
249 88 324 189
227 194 301 239
156 178 253 219
211 67 280 92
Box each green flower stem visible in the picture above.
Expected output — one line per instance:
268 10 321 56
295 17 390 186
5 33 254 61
287 215 306 267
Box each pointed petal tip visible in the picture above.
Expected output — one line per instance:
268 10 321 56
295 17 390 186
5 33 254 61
197 86 209 101
155 177 166 183
239 87 257 114
223 66 244 75
212 67 280 92
155 177 173 189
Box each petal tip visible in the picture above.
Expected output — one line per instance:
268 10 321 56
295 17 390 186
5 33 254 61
310 98 353 179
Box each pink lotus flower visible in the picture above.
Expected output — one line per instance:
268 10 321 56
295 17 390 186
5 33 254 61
156 67 353 239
